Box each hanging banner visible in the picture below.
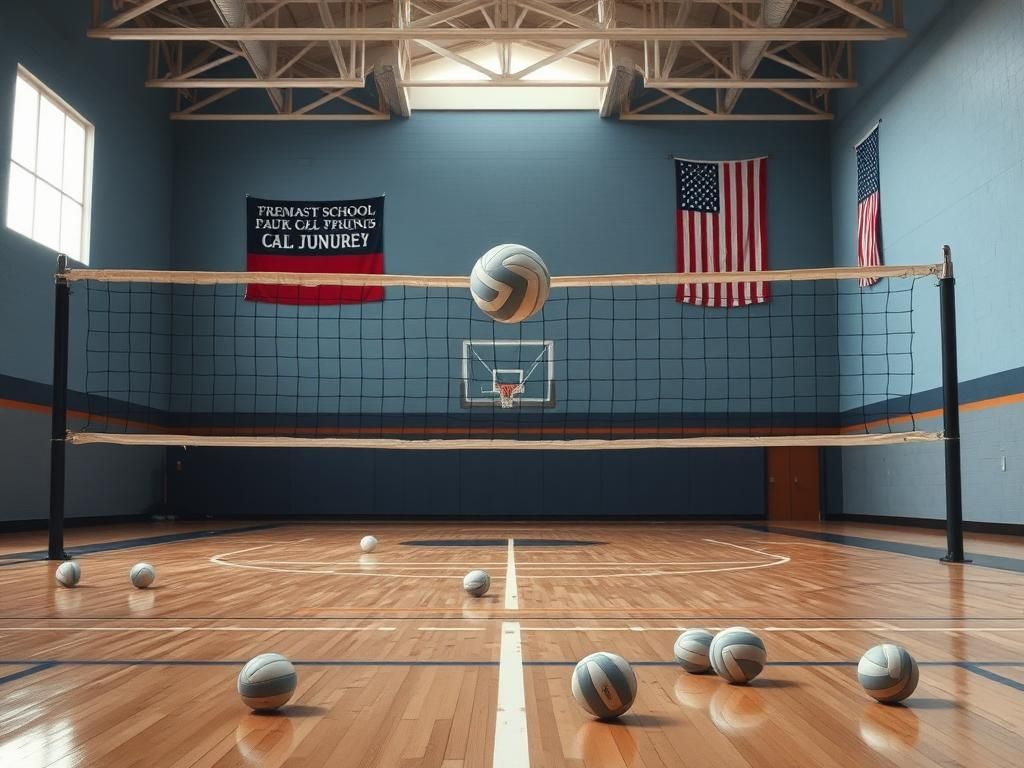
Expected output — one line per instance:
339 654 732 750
245 195 384 304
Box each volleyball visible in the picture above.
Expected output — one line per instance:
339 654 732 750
55 560 81 588
130 562 156 589
571 651 638 720
469 243 550 323
673 629 714 674
463 569 490 597
709 627 767 684
237 653 298 711
857 644 919 703
360 535 378 553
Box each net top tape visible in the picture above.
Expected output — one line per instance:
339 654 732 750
69 432 944 450
64 263 942 288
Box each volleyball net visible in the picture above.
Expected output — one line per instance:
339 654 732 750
55 262 946 449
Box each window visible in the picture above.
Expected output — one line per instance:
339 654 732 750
6 66 93 263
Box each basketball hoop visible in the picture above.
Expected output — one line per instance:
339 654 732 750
497 382 524 408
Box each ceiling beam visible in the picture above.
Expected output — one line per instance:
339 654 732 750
824 0 893 29
399 79 607 86
88 26 908 42
644 77 856 89
147 76 366 86
102 0 174 28
619 113 833 122
409 0 491 28
170 112 390 120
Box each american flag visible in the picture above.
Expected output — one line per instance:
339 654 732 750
675 157 768 307
857 125 882 287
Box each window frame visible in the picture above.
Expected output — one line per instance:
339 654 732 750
5 64 95 264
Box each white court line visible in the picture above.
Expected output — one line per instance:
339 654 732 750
418 627 486 632
518 626 1024 634
521 626 679 632
493 621 529 768
506 539 518 610
208 538 314 563
760 627 1024 633
701 538 787 559
208 538 788 580
0 626 396 633
209 553 497 580
234 561 761 569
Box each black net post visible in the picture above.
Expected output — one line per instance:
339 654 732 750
48 254 71 560
939 245 967 563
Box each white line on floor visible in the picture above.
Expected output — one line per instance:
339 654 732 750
517 626 1024 634
493 621 529 768
505 538 519 611
417 627 486 632
237 560 757 567
760 627 1024 633
0 626 397 633
702 538 789 560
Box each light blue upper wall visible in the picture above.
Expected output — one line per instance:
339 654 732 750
831 0 1024 392
0 1 173 522
0 0 174 387
165 114 839 418
172 114 832 276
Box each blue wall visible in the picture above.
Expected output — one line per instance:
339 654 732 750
11 2 1014 523
161 114 836 517
831 0 1024 524
172 115 832 275
0 1 172 521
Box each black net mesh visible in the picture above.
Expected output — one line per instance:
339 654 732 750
72 275 923 442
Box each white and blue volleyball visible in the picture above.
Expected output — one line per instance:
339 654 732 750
858 644 919 703
571 651 638 720
360 535 378 553
709 627 767 684
463 569 491 597
237 653 297 711
673 629 714 674
470 244 550 323
130 562 156 589
55 560 81 588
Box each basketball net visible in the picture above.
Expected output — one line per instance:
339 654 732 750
497 382 524 408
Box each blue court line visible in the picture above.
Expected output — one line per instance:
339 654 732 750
2 660 1021 692
0 662 57 686
742 525 1024 574
0 524 280 564
962 664 1024 692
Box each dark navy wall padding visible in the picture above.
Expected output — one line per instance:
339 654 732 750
169 446 764 519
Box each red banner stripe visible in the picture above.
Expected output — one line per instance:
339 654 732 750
245 253 385 305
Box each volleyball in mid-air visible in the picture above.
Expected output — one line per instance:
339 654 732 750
470 244 550 323
360 535 378 553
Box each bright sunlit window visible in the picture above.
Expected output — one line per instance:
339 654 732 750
6 66 93 263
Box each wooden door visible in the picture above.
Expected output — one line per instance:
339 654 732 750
766 447 820 521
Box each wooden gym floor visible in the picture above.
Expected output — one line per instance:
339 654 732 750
1 521 1023 767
